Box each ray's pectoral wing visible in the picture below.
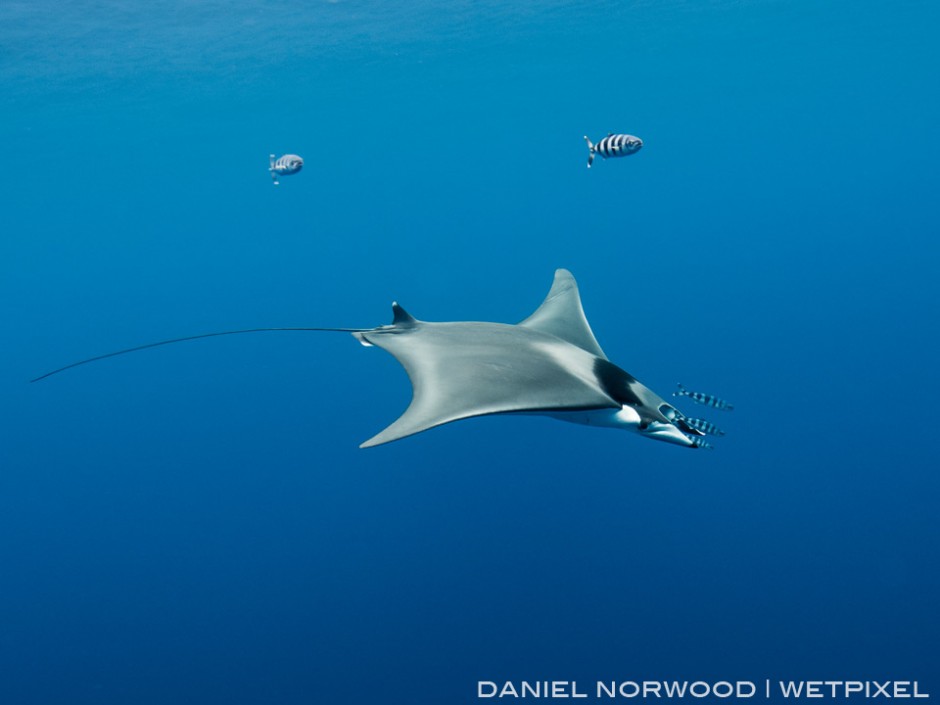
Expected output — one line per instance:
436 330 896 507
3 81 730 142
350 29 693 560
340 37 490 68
518 268 608 360
359 323 618 448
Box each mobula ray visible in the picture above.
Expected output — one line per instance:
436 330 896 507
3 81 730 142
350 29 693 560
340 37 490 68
33 270 705 449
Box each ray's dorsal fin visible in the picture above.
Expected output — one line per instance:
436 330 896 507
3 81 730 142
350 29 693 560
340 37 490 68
518 269 607 360
391 302 418 327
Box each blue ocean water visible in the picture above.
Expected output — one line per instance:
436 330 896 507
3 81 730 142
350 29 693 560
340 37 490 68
1 1 938 703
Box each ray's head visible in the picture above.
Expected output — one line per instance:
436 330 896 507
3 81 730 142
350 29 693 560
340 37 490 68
641 402 694 447
638 419 695 447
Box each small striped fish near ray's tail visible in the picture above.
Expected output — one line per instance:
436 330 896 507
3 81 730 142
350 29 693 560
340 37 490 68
674 383 734 411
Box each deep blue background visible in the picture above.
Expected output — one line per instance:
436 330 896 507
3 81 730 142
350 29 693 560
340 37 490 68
1 1 938 703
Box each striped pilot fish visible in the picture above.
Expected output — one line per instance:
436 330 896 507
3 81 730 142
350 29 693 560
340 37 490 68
269 153 304 185
583 133 643 168
688 436 714 450
683 416 726 437
673 383 734 411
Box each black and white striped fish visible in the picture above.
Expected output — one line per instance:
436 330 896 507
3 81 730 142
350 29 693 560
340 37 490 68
683 417 726 437
269 153 304 185
688 435 714 450
584 133 643 168
673 383 734 411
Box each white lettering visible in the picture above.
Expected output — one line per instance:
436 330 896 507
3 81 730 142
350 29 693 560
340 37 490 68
479 682 498 698
521 682 541 698
780 682 805 698
662 682 686 698
483 678 929 700
619 682 640 698
712 682 733 698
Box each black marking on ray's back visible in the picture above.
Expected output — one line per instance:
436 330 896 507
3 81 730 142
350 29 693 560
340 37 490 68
593 358 644 407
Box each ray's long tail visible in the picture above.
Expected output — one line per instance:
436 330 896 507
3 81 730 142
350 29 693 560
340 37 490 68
30 326 370 383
